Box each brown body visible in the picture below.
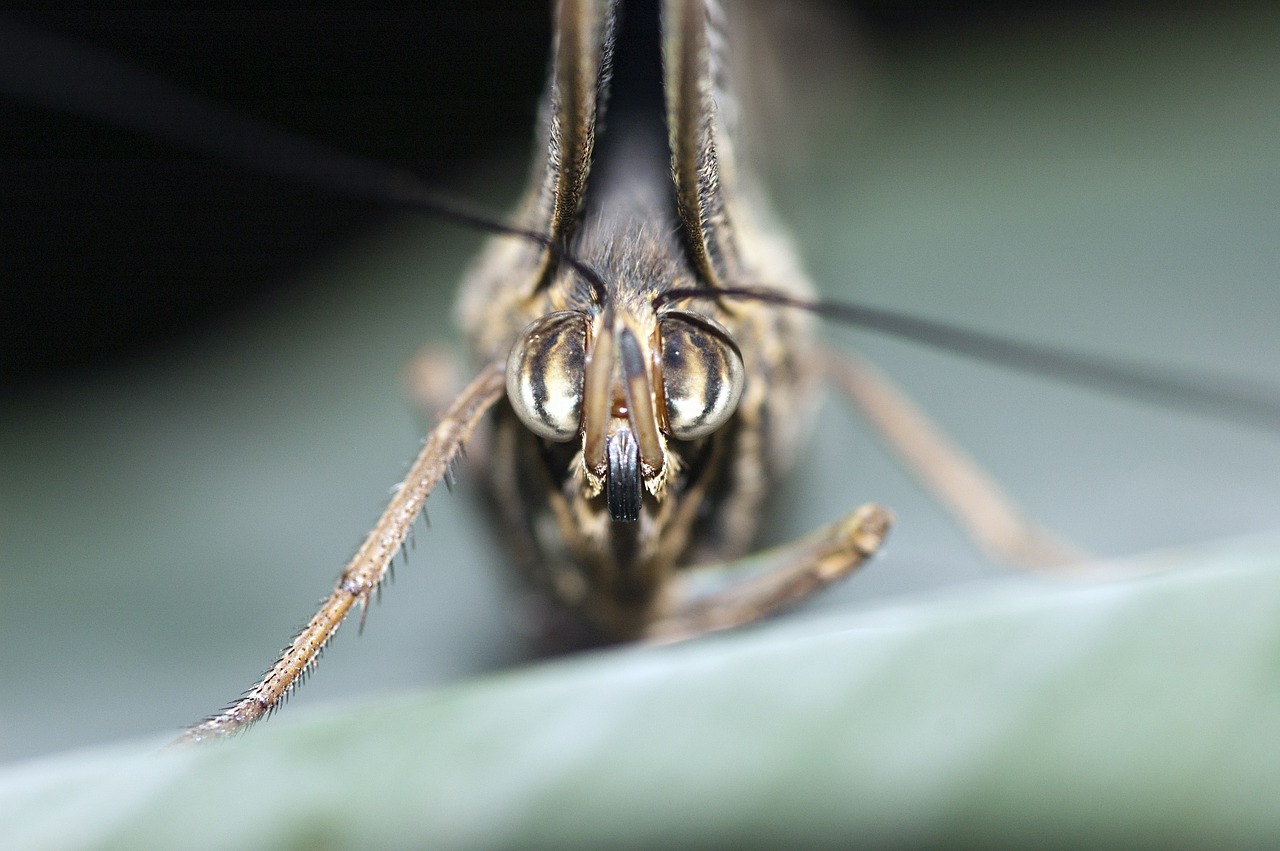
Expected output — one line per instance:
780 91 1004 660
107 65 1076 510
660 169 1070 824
457 0 818 640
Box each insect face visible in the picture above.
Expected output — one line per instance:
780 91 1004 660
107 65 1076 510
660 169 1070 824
505 288 747 522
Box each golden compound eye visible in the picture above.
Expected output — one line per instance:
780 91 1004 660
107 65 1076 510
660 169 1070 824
659 312 745 440
506 311 587 442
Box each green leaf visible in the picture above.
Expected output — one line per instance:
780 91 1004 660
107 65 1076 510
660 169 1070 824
4 535 1280 849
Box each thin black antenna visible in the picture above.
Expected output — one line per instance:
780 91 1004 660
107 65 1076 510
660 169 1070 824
0 14 609 303
7 15 1275 433
658 286 1280 436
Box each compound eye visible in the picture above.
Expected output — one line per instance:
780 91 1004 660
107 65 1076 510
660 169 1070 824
658 313 745 440
506 311 587 442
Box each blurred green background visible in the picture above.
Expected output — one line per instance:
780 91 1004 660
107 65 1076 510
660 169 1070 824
2 1 1279 768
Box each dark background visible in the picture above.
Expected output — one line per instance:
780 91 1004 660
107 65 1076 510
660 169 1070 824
4 2 1129 386
2 6 549 384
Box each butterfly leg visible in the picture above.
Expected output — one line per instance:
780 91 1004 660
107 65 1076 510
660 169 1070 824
174 360 507 744
404 345 494 466
643 504 892 644
822 348 1087 570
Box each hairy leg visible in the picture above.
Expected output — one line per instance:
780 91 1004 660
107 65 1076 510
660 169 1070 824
176 360 506 743
823 348 1085 570
644 504 892 643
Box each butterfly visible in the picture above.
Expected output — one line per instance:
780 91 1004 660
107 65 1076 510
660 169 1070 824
0 3 1274 752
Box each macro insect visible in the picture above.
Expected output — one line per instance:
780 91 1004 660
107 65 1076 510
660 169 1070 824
176 0 907 740
4 3 1278 751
